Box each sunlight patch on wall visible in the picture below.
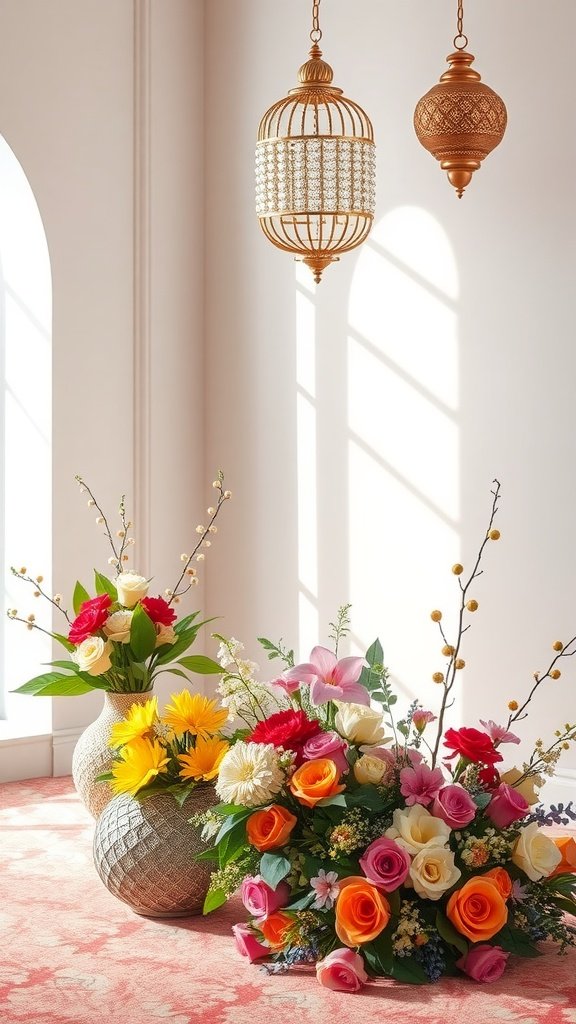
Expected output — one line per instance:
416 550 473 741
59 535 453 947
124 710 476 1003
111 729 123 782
295 262 319 654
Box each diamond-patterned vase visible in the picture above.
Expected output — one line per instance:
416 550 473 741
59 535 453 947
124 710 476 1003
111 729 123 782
93 787 217 917
72 691 153 820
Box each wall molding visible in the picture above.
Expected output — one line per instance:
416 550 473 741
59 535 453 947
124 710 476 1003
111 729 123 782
133 0 152 577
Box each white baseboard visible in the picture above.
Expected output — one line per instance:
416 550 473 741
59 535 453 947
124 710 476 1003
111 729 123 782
52 727 83 777
0 733 53 782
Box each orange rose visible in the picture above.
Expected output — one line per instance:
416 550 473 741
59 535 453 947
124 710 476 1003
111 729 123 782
482 867 513 899
246 804 297 852
446 877 508 943
289 758 346 808
259 911 293 950
550 836 576 877
335 876 391 946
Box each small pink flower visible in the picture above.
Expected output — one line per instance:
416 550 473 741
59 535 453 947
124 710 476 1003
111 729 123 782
316 948 368 992
399 763 444 806
485 782 530 828
456 944 509 983
480 719 521 745
285 646 369 707
302 731 349 774
310 869 340 909
232 922 269 962
433 784 477 828
412 709 437 733
241 875 290 919
267 673 301 698
372 745 424 767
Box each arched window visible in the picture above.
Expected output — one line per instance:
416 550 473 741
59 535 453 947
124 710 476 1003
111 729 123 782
0 135 52 734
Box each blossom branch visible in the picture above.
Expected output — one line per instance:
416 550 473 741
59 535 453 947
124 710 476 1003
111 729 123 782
9 567 70 622
75 475 122 575
167 473 230 606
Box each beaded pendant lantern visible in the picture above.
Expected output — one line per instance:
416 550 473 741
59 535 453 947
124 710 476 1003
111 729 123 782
255 0 376 283
414 0 507 198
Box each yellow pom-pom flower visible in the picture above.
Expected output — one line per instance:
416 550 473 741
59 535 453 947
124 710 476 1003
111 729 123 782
109 697 158 748
162 690 228 739
178 736 230 782
508 700 519 711
111 736 170 796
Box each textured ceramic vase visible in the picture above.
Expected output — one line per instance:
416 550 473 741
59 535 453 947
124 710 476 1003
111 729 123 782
93 787 217 917
72 691 153 820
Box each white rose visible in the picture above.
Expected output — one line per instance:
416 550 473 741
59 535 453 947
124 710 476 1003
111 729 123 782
115 571 149 608
512 821 562 881
73 636 113 677
385 804 451 855
103 609 133 643
500 768 545 806
335 702 388 745
155 623 177 648
408 845 461 900
353 754 387 785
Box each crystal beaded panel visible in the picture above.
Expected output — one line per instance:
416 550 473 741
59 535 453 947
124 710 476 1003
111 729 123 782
255 137 376 217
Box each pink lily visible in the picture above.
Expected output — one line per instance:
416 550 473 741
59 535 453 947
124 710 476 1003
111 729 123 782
285 646 369 706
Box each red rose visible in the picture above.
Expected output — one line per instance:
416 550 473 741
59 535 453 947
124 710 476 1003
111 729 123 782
141 596 177 627
444 727 503 766
479 766 501 791
68 594 112 644
249 710 321 762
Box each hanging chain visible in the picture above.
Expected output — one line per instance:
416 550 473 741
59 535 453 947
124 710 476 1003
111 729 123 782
310 0 322 44
453 0 468 50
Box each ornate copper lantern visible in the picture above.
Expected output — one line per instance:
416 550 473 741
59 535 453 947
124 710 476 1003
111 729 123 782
414 1 507 198
255 0 376 283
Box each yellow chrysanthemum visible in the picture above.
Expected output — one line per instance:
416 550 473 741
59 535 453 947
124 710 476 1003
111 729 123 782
178 736 230 782
161 690 228 739
109 697 158 749
110 736 170 796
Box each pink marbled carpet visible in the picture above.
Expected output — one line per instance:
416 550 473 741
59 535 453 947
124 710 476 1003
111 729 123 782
1 776 575 1024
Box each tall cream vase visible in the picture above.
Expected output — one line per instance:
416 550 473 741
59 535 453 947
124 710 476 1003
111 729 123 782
72 690 153 819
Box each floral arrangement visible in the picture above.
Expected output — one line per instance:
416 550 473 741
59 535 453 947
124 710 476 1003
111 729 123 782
196 482 576 991
100 689 230 803
8 474 230 696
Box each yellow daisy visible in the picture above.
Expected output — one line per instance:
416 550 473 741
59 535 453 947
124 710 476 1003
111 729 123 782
110 736 170 796
178 736 230 782
161 690 228 739
109 697 158 749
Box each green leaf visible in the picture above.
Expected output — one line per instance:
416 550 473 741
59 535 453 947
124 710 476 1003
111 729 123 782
345 785 389 811
213 803 249 816
153 628 201 666
260 853 291 890
215 808 252 845
194 847 218 863
174 612 201 634
387 888 401 918
473 792 492 810
94 570 118 601
286 892 315 911
493 925 542 958
219 819 249 867
358 638 385 693
435 911 468 957
53 633 76 653
316 794 347 808
12 672 95 696
366 932 429 984
544 873 576 899
129 604 157 662
203 888 227 914
178 655 222 675
72 580 90 615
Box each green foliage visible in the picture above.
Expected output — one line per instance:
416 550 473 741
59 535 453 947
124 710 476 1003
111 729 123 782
178 655 222 675
493 924 542 958
203 888 227 914
435 911 468 957
257 637 295 668
259 853 291 890
129 604 157 662
12 672 95 696
52 633 76 653
364 931 429 984
94 570 118 601
328 604 352 656
72 580 90 615
473 792 492 810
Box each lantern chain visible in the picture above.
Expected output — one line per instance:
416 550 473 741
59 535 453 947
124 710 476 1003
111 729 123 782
453 0 468 50
310 0 322 43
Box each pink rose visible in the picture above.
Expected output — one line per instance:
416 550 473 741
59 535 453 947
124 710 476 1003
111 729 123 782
240 875 291 919
485 782 530 828
359 837 411 892
302 731 349 774
316 947 368 992
456 944 509 983
232 923 269 962
433 784 477 828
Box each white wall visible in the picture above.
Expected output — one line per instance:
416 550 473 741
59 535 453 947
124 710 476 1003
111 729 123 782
204 0 576 805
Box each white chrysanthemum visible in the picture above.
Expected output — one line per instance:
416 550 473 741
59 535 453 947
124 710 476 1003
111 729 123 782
215 741 284 807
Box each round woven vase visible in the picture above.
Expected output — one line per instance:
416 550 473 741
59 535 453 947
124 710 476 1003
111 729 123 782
93 787 217 917
72 691 153 820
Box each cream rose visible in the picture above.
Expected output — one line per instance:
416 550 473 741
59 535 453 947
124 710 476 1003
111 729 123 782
354 754 387 786
103 609 133 643
155 623 177 647
385 804 451 855
408 845 461 900
73 636 113 677
500 768 545 806
512 822 563 881
335 702 388 745
114 571 149 608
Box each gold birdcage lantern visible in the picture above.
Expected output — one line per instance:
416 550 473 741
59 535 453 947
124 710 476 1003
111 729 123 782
414 0 507 198
255 0 376 283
